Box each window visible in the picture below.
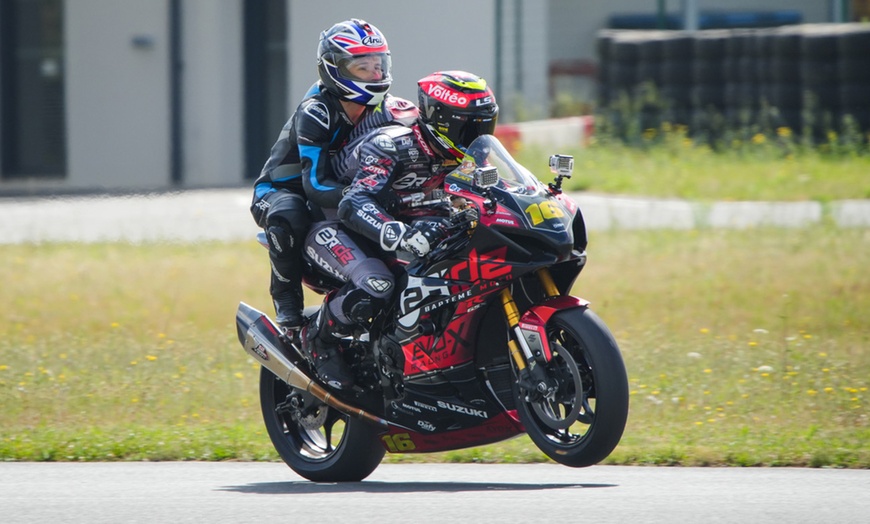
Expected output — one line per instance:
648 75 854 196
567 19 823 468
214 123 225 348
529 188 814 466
1 0 66 178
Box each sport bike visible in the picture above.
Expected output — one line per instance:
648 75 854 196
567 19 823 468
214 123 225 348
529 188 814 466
236 134 629 482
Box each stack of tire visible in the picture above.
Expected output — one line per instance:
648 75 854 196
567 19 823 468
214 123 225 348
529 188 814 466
691 30 729 139
838 26 870 133
635 31 668 130
596 29 620 109
596 24 870 140
767 26 803 131
801 25 842 139
659 32 694 126
724 29 758 128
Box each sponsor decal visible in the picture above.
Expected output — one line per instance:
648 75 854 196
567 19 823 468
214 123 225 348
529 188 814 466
413 401 438 412
356 209 383 230
442 247 512 281
380 221 405 251
399 402 421 413
374 135 396 152
251 343 268 361
313 227 355 266
417 420 436 432
459 160 476 174
362 165 388 177
412 126 434 157
362 34 384 47
408 147 419 163
495 217 519 227
393 172 428 190
422 289 474 313
306 246 344 280
303 101 330 129
358 175 379 188
268 230 283 253
436 400 488 418
366 277 392 293
424 83 469 107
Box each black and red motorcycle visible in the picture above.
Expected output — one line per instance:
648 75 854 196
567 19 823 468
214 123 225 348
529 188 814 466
236 134 629 482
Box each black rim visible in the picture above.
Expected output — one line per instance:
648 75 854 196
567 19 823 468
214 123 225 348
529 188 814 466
268 378 350 461
523 325 597 446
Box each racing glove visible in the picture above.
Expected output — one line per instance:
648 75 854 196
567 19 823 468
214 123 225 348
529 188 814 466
380 221 446 258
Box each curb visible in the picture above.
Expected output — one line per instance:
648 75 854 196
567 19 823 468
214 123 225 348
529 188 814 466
0 189 868 245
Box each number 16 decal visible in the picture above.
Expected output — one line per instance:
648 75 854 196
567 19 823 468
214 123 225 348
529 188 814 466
525 201 564 226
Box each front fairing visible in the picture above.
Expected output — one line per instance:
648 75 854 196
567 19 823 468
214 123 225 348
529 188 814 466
444 135 576 258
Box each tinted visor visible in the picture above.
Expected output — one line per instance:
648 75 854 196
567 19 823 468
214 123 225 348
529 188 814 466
457 116 498 149
336 53 391 82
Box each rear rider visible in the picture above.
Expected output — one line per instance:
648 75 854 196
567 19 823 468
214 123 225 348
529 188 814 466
249 19 393 331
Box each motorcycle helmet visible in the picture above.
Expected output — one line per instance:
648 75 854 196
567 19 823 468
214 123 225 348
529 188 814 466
417 71 499 160
317 19 392 106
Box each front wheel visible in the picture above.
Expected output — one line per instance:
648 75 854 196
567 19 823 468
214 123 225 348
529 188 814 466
515 307 629 467
259 367 385 482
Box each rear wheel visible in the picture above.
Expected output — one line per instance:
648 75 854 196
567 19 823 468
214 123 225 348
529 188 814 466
259 367 385 482
515 307 629 467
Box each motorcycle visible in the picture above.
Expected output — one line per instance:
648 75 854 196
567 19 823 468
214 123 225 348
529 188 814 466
236 134 629 482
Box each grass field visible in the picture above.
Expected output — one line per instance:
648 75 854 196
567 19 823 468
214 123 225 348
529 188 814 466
2 134 868 465
2 224 868 466
516 128 870 201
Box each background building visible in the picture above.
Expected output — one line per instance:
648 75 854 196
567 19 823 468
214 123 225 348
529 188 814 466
0 0 852 193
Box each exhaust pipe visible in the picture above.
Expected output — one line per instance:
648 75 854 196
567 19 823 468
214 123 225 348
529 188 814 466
235 302 389 429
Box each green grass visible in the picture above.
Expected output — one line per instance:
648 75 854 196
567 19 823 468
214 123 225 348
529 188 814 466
514 127 870 201
2 227 868 467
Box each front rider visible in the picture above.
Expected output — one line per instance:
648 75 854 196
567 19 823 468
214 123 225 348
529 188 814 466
301 71 499 390
250 19 395 331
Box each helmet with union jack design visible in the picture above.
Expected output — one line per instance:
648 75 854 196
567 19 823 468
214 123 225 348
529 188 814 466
317 19 392 106
417 71 499 160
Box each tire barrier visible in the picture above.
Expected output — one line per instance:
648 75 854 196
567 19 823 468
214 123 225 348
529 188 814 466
597 23 870 140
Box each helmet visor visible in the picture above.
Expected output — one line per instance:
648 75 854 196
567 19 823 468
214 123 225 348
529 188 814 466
337 53 391 82
458 115 498 149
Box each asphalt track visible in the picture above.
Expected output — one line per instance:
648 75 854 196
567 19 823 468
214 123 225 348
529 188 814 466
1 462 868 523
1 188 869 244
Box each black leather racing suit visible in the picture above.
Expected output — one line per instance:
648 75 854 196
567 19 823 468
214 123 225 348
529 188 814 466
303 122 455 328
250 82 413 323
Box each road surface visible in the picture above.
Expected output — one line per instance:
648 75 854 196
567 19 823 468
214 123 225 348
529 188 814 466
1 462 868 523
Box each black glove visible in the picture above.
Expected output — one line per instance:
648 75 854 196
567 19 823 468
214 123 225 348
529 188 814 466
400 221 447 258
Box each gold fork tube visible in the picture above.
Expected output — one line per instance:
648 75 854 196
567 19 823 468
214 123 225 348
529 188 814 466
500 288 536 362
537 268 559 298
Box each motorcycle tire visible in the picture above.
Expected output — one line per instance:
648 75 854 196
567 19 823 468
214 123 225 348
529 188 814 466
259 367 385 482
515 307 629 468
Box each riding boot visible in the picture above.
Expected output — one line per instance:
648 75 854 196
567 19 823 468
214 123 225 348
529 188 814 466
271 276 305 331
301 302 354 390
269 253 305 330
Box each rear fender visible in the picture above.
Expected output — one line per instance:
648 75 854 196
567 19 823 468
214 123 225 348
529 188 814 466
518 296 590 363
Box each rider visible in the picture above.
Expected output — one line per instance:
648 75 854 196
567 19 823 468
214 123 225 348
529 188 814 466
301 71 499 390
250 19 396 331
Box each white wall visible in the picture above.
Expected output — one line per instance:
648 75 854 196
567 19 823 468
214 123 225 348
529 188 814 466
287 1 498 113
180 0 244 187
65 0 171 190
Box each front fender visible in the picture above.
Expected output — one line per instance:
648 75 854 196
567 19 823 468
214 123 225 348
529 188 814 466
517 296 590 362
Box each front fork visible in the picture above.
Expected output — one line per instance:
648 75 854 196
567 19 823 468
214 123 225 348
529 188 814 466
501 268 561 399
